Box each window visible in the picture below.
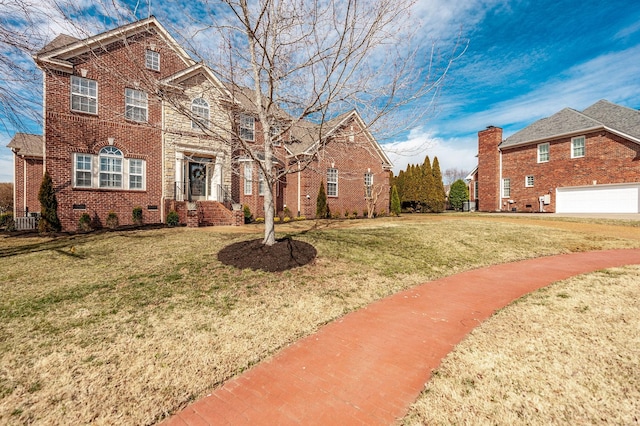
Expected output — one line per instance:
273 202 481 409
525 175 534 187
71 76 97 114
145 50 160 71
240 114 255 141
129 159 144 189
364 172 373 198
537 143 549 163
191 98 209 129
327 168 338 197
572 136 585 158
73 149 144 190
474 181 478 199
75 154 92 187
125 88 148 122
270 124 281 146
99 146 123 188
502 178 511 198
244 162 253 195
258 168 265 196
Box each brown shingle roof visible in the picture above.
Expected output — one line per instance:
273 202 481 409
37 34 80 55
7 133 43 158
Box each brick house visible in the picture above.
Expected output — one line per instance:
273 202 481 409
472 100 640 213
7 133 43 217
9 17 391 230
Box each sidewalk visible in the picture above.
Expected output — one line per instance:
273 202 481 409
163 249 640 425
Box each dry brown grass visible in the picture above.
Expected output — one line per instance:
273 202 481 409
403 265 640 425
1 214 639 424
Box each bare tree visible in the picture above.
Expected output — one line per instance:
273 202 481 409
443 167 470 186
3 0 465 245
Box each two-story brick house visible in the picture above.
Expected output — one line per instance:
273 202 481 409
10 17 391 230
473 100 640 213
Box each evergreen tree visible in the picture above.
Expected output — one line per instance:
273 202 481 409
421 156 436 211
38 171 61 232
316 181 328 218
390 185 401 216
449 179 469 211
431 157 446 213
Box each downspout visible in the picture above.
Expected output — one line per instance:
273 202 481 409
23 158 27 215
498 147 503 212
297 160 301 217
160 98 166 223
12 151 16 217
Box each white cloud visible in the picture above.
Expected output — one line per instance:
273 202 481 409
382 127 477 175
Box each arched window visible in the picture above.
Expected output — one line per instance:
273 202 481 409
191 98 209 129
99 146 123 188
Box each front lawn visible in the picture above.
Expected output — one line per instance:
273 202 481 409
1 215 639 424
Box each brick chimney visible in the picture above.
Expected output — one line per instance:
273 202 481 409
477 126 502 212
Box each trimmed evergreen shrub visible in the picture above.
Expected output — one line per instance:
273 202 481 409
38 171 61 233
316 182 328 218
390 185 401 216
167 210 180 227
243 205 252 223
449 179 470 211
106 211 119 229
132 206 143 226
78 213 92 232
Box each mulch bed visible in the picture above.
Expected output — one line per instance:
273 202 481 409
217 237 317 272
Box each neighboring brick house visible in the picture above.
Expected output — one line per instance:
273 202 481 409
472 100 640 213
9 17 391 230
7 133 43 217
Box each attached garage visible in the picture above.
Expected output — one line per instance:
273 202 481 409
556 183 640 213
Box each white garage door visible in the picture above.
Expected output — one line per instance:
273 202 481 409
556 184 640 213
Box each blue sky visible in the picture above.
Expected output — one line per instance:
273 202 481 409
1 0 640 182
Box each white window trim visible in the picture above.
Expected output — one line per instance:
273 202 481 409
525 175 534 187
129 159 145 190
70 76 98 114
364 172 373 198
571 136 585 158
270 124 281 146
327 168 338 197
125 88 148 122
73 151 146 191
244 162 253 195
240 114 255 141
146 50 160 71
537 142 549 163
502 178 511 198
258 168 265 196
191 98 210 129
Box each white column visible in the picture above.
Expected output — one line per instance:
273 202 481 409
175 152 184 201
212 157 223 201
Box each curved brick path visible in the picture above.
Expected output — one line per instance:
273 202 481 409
163 249 640 425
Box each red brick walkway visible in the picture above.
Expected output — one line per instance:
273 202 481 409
163 249 640 425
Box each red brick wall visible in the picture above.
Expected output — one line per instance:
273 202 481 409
500 131 640 212
477 126 502 212
43 30 189 230
12 156 43 216
285 119 390 219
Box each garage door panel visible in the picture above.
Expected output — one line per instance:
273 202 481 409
556 185 640 213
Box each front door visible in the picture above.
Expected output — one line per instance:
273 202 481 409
189 162 207 200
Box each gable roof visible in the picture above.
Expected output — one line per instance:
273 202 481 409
501 100 640 148
161 63 232 98
7 133 43 158
287 110 392 169
34 16 195 72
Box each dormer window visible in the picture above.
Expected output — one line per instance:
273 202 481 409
145 50 160 71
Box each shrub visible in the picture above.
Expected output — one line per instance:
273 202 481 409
295 216 306 221
243 205 252 224
283 216 291 223
0 212 13 227
274 216 281 223
38 171 61 233
255 217 265 223
167 210 180 227
78 213 92 232
283 206 292 218
316 182 328 218
132 206 143 226
390 185 401 216
449 179 470 211
106 211 119 229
